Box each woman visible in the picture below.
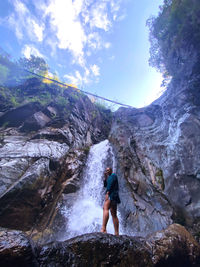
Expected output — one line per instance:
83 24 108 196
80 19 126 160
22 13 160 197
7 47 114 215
101 167 120 235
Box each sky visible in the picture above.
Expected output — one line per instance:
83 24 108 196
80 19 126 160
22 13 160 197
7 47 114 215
0 0 164 108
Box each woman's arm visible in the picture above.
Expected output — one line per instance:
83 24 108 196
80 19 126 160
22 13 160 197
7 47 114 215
104 171 108 187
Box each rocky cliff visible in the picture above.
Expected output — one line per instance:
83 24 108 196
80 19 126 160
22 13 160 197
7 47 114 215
0 78 112 241
1 1 200 265
0 70 200 265
109 53 200 240
0 67 200 242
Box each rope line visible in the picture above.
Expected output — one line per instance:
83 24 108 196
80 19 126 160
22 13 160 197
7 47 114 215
22 68 133 108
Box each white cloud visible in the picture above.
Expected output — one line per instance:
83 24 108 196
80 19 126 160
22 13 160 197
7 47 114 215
89 2 112 31
22 44 44 58
104 42 111 49
87 32 102 50
91 64 100 76
46 0 86 65
64 63 100 86
14 0 27 15
87 33 111 51
110 0 126 21
64 68 90 86
44 0 122 76
4 0 125 87
32 21 44 42
7 0 44 42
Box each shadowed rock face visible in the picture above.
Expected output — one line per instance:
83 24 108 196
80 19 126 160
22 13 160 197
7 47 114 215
109 77 200 238
1 224 200 267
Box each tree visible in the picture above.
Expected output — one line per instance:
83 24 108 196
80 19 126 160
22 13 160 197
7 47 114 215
147 0 200 78
18 55 49 75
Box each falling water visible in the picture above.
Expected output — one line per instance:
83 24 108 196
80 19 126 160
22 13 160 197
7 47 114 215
61 139 123 239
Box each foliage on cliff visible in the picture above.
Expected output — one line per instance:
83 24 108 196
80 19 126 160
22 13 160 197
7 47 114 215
0 50 54 87
0 52 111 116
0 53 80 111
147 0 200 79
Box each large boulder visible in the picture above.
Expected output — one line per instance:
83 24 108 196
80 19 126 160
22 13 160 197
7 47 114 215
37 224 200 267
147 224 200 266
0 229 37 267
0 224 199 266
0 102 42 127
38 233 152 267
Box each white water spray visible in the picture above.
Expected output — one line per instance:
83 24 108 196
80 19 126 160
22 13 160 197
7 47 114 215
62 140 123 239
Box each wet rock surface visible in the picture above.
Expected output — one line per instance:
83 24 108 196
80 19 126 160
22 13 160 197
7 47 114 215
1 224 199 267
0 229 37 267
147 224 200 267
38 233 152 267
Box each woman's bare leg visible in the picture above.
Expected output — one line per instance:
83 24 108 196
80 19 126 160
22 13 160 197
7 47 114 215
101 199 110 233
110 204 119 236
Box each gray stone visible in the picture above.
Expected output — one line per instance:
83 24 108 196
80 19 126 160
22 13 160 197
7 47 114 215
110 79 200 234
37 224 200 267
0 228 37 267
0 138 69 159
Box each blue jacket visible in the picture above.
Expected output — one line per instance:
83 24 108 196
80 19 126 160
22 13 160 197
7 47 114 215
104 173 121 204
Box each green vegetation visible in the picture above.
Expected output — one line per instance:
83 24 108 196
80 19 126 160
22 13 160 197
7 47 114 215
147 0 200 79
71 93 80 101
94 99 113 111
0 49 112 118
155 169 165 191
91 110 98 120
82 145 91 154
56 96 69 107
18 55 48 75
0 50 87 112
10 96 19 107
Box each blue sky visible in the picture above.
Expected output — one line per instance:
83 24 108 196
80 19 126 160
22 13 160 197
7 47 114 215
0 0 164 108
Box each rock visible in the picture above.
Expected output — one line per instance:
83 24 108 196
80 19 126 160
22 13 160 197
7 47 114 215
37 224 200 267
0 229 37 267
0 102 41 127
0 225 199 266
110 77 200 234
38 233 152 267
0 158 52 230
0 76 112 238
21 111 51 132
0 147 87 234
109 118 173 236
0 157 31 197
35 149 89 244
0 138 69 159
147 224 200 267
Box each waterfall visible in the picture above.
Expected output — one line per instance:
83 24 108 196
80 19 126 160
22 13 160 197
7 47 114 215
61 139 123 239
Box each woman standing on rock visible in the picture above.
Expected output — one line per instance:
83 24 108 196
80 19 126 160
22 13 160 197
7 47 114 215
101 167 120 235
